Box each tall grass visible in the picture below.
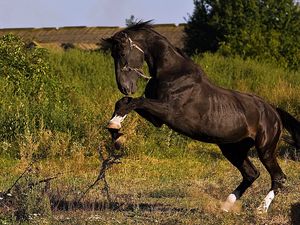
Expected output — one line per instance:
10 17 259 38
1 48 300 159
1 47 300 224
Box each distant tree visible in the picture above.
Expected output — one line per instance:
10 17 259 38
125 15 139 27
185 0 300 70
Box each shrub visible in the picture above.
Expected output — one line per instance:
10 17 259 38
185 0 300 70
0 34 51 143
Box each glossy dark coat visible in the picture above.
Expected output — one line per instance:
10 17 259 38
105 22 300 207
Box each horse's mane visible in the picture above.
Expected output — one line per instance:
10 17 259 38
123 21 189 59
125 20 154 32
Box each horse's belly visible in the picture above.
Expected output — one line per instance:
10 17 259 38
168 112 250 144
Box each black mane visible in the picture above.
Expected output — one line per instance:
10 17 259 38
122 20 188 59
125 20 154 32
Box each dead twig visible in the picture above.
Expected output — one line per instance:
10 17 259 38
3 161 35 196
78 129 125 202
27 173 62 189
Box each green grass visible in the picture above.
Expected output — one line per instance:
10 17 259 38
1 48 300 224
1 49 300 159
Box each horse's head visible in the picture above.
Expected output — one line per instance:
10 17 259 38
103 31 148 95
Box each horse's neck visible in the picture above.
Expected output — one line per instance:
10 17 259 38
145 45 194 80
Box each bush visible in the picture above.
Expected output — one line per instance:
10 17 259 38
0 34 51 143
185 0 300 70
0 34 72 158
0 36 117 159
12 169 52 221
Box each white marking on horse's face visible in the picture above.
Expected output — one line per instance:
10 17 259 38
257 190 275 213
221 193 237 212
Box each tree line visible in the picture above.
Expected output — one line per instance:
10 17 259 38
184 0 300 70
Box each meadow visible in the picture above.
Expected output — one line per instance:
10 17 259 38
0 48 300 224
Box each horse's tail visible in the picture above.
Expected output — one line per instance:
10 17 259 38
276 107 300 149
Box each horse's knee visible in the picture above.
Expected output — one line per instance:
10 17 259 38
249 170 260 183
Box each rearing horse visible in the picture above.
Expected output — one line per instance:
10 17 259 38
104 21 300 213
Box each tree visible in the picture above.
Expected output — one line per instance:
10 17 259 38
125 15 139 27
184 0 300 70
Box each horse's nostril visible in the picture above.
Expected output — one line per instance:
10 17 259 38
121 86 130 95
130 83 134 92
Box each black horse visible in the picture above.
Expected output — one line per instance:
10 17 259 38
104 21 300 213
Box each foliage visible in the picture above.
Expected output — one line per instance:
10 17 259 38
0 36 118 159
12 168 52 221
0 35 50 96
185 0 300 70
0 35 300 160
0 34 53 145
1 34 300 224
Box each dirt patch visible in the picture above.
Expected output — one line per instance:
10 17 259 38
50 195 199 213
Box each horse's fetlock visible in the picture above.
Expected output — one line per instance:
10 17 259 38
272 176 287 191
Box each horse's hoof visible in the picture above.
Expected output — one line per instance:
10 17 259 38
107 121 121 130
256 204 268 214
107 115 127 130
114 136 126 150
221 201 233 212
221 193 236 212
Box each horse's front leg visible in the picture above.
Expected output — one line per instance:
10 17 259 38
107 97 169 130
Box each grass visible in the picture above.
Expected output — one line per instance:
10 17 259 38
0 147 299 224
0 48 300 224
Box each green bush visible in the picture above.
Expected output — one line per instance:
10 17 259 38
185 0 300 70
0 34 51 144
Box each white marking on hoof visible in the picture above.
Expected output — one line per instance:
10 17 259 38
257 190 275 213
107 115 127 129
221 194 237 212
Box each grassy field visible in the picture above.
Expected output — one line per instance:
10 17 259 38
0 48 300 224
1 147 300 224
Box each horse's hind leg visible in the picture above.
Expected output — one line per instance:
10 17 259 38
218 139 260 212
255 130 286 213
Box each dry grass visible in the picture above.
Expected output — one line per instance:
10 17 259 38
1 144 299 224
